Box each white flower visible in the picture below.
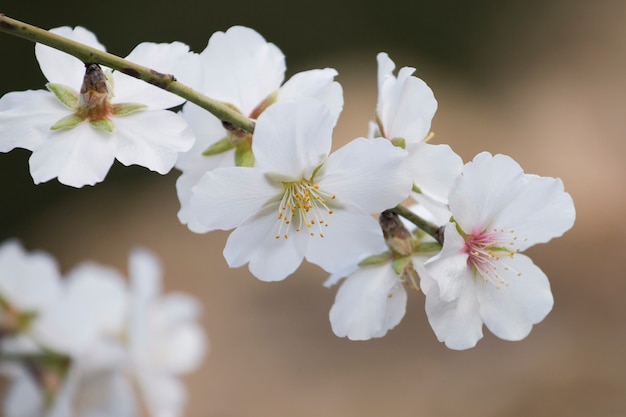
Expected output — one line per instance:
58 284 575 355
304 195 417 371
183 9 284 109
327 208 440 340
175 26 343 231
187 98 411 281
372 52 463 219
423 152 576 349
125 248 208 417
0 26 197 187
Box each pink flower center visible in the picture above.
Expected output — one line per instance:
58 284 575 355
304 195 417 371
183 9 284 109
463 228 524 288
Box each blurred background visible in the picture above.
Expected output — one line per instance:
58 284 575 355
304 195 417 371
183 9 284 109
1 0 625 416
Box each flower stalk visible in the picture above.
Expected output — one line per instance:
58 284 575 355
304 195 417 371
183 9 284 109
389 204 444 244
0 13 255 134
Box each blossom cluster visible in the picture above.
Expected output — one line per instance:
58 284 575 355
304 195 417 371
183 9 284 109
0 20 575 416
0 241 207 417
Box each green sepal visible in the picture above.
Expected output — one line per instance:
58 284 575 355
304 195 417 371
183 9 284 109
358 252 392 267
90 118 115 133
412 183 422 194
414 241 442 254
235 147 255 167
391 137 406 149
46 83 78 109
50 114 84 130
392 256 412 275
112 102 147 116
203 137 235 156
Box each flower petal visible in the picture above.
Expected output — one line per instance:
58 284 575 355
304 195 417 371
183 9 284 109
423 273 484 350
492 175 576 250
278 68 344 124
376 53 437 142
407 142 463 204
450 152 526 232
0 90 69 152
35 26 106 86
32 263 127 355
199 26 285 115
0 240 61 312
114 42 199 109
477 253 553 341
189 168 277 232
223 208 308 281
253 99 333 180
28 122 117 187
113 110 194 174
329 264 406 340
424 224 469 302
316 137 411 213
305 210 386 274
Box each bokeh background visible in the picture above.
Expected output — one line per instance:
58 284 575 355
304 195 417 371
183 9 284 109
1 0 625 416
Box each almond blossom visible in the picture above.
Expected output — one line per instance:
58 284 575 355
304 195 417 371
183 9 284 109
0 26 197 187
1 245 207 417
422 152 576 349
187 98 412 281
372 52 462 221
327 210 440 340
175 25 343 232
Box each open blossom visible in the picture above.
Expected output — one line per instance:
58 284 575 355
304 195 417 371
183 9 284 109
125 249 208 417
327 210 440 340
1 245 207 417
187 98 412 281
175 25 343 231
422 152 576 349
0 26 197 187
372 52 462 221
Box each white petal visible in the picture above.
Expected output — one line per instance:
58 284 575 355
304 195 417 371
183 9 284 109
377 54 436 142
36 26 106 86
278 68 344 124
316 138 411 213
0 90 68 152
492 175 576 250
253 99 333 180
424 224 469 302
477 254 554 341
69 370 136 417
423 274 484 350
224 208 308 281
114 110 194 174
305 210 386 274
176 102 230 171
3 368 43 417
28 123 117 187
0 240 61 312
199 26 285 115
407 142 463 204
148 315 207 374
376 52 397 96
450 152 526 232
329 264 406 340
189 168 277 231
32 263 127 355
114 42 198 109
138 374 186 417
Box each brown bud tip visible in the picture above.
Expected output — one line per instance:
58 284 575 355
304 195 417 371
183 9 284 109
379 211 411 241
81 63 108 95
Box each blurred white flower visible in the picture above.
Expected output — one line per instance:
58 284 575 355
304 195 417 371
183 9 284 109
423 152 576 349
0 26 197 187
126 248 208 417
